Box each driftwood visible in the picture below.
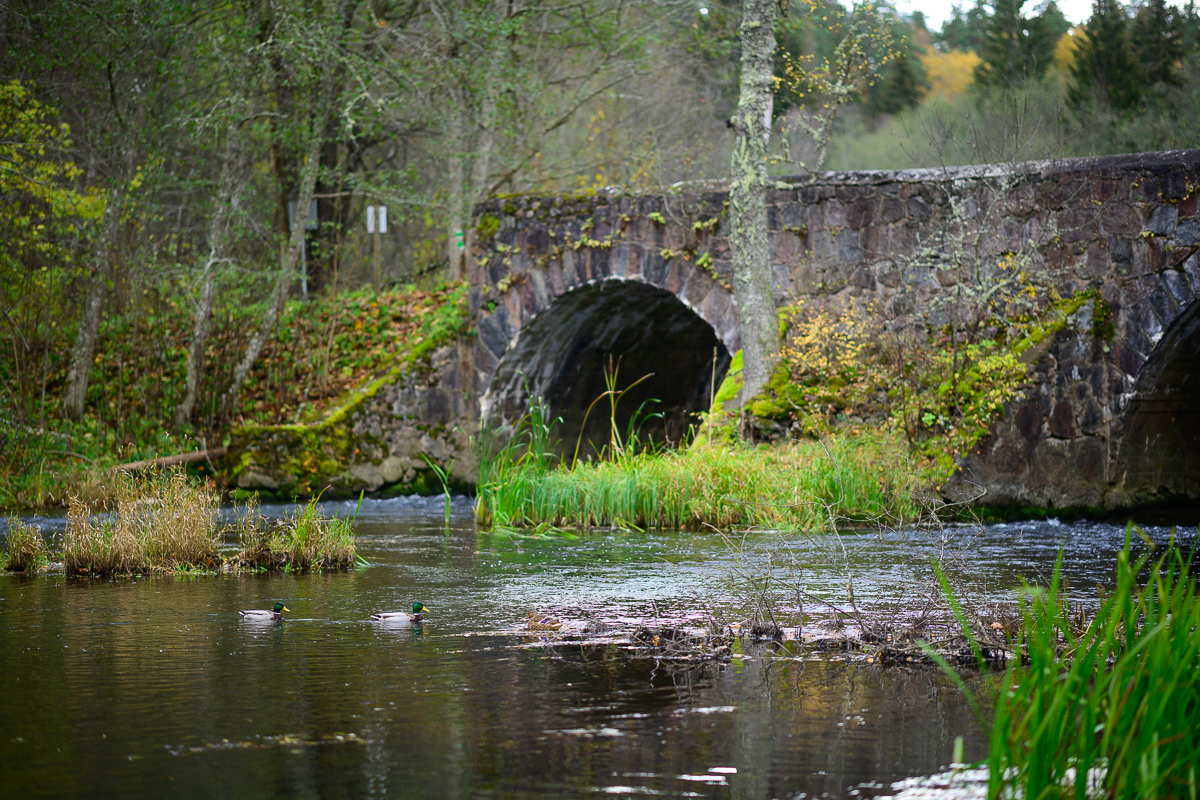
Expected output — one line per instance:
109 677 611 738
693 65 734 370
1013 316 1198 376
115 448 227 473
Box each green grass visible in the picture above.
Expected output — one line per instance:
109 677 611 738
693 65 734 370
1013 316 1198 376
476 432 926 531
2 516 49 573
933 527 1200 800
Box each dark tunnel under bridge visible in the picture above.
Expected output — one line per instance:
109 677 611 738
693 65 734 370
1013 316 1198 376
483 279 734 458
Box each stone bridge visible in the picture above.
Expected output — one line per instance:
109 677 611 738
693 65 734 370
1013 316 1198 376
469 150 1200 511
231 150 1200 513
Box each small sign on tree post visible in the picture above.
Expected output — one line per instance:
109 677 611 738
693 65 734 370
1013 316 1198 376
367 205 387 289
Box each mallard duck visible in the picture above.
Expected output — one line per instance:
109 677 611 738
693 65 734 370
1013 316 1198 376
526 611 562 632
371 602 427 624
240 602 289 621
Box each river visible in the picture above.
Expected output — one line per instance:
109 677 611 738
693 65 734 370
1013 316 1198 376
0 499 1187 799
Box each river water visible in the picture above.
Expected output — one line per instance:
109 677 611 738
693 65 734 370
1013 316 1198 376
0 500 1188 799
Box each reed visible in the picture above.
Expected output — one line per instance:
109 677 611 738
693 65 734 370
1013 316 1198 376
2 517 49 573
477 432 923 531
237 495 358 571
932 527 1200 800
63 469 220 575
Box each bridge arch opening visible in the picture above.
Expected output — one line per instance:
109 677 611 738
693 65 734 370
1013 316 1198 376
485 280 733 457
1121 297 1200 504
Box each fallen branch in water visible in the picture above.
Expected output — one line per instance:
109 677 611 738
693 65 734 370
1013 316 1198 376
115 448 227 473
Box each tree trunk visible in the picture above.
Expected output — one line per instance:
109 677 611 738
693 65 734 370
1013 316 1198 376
63 185 122 421
446 87 467 281
729 0 780 402
223 103 326 418
176 121 245 431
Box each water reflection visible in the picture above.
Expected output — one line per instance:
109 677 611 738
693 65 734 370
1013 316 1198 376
0 504 1192 799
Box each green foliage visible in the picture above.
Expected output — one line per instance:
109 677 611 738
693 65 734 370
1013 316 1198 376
869 50 924 115
475 214 501 243
973 0 1057 87
938 0 990 51
1069 0 1141 111
760 281 1092 483
936 527 1200 800
1130 0 1187 87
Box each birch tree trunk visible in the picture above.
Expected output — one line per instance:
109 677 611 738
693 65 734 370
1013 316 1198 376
175 123 244 430
63 184 122 421
446 90 467 281
729 0 780 402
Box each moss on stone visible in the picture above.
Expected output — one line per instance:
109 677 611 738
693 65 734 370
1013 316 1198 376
227 285 470 495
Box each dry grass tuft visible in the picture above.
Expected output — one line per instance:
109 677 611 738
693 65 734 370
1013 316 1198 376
63 469 221 575
3 517 49 573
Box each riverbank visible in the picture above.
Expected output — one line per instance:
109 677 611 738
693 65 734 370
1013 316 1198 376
0 282 467 514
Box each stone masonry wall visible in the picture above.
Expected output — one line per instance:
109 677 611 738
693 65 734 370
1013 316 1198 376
472 151 1200 510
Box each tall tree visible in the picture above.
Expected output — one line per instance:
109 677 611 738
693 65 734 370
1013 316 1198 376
1069 0 1139 110
974 0 1057 87
939 0 991 51
729 0 781 402
1130 0 1186 87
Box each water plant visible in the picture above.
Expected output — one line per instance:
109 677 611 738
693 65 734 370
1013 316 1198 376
477 430 923 531
2 517 49 573
63 468 221 575
236 494 358 571
930 526 1200 800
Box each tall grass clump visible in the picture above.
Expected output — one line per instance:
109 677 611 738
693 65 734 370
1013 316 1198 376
477 425 923 531
63 469 221 575
237 496 358 571
3 517 49 573
939 527 1200 800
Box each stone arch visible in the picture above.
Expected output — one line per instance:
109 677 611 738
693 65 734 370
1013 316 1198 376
481 277 736 455
1119 296 1200 504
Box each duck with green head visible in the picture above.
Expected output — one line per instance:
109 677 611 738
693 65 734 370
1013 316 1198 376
240 602 289 621
371 602 427 624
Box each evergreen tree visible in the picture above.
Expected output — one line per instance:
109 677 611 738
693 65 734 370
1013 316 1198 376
1069 0 1140 110
974 0 1057 87
1130 0 1186 87
1037 1 1072 41
871 51 924 114
939 0 991 51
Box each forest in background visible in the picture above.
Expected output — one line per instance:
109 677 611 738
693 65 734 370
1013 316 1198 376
1 0 1198 509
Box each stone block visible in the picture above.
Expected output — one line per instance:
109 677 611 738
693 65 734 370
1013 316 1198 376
878 197 905 224
823 200 847 229
1144 203 1177 236
1048 400 1076 438
847 197 875 229
907 196 932 221
777 204 805 230
1015 402 1041 440
837 229 861 263
1175 218 1200 246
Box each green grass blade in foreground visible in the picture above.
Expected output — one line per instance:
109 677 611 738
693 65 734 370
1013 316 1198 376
932 524 1200 800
